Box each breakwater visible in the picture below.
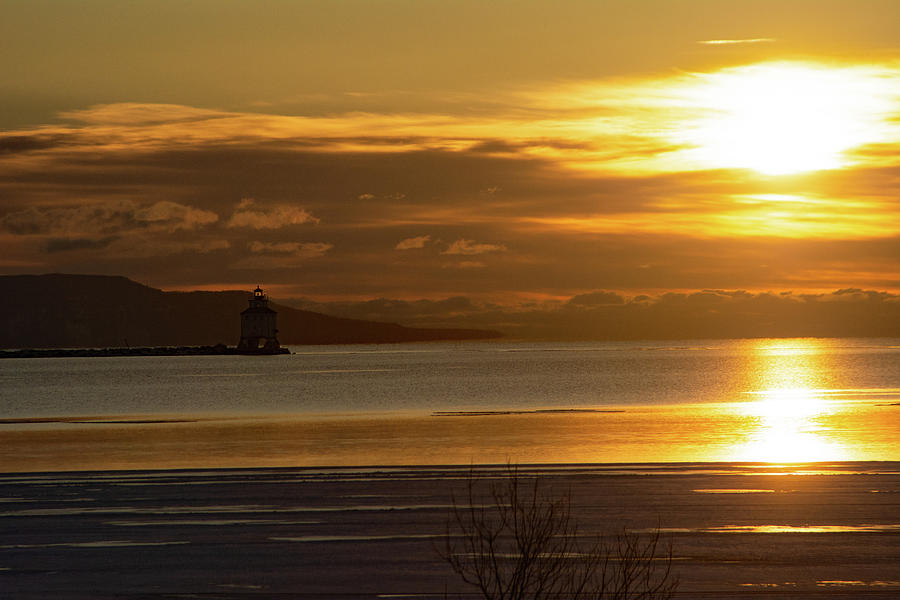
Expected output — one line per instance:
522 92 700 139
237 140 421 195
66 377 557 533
0 344 290 358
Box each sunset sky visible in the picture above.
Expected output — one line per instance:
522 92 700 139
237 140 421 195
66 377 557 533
2 0 899 329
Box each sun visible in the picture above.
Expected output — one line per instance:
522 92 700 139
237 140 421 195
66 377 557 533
677 62 895 175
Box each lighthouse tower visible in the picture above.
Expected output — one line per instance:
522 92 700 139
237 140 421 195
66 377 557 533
237 286 283 353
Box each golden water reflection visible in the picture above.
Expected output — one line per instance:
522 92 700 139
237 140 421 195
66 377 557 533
0 336 895 471
731 340 849 463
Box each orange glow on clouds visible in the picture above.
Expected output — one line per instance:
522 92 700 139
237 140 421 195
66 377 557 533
519 191 898 239
3 58 900 297
22 61 900 178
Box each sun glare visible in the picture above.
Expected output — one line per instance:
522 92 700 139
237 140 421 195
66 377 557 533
677 62 897 175
735 389 846 463
732 340 849 463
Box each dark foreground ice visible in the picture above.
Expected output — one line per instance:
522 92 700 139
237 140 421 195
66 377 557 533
1 463 898 599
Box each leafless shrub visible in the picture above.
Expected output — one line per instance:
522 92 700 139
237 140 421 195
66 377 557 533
438 465 677 600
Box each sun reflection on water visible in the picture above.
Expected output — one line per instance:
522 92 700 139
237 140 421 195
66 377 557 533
732 340 850 463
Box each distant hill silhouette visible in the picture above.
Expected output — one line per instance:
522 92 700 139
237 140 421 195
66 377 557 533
0 274 501 349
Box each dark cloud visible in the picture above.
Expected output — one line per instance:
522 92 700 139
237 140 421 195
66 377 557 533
0 201 217 236
468 139 596 154
44 236 118 253
288 296 490 326
0 203 139 235
0 134 67 155
286 289 900 341
231 241 333 270
566 291 626 307
1 144 555 216
2 135 715 219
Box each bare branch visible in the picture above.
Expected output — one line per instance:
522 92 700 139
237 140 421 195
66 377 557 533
439 464 678 600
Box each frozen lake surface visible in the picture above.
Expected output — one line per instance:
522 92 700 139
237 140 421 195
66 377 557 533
1 464 898 599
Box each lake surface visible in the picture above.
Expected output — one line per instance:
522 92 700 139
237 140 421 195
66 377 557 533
2 338 899 598
1 338 898 470
2 465 899 599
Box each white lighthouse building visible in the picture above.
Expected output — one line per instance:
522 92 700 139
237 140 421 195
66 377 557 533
237 286 284 353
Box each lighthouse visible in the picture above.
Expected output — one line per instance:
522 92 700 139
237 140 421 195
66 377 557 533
237 286 285 354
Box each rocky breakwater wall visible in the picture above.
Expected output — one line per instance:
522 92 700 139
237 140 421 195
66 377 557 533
0 344 286 358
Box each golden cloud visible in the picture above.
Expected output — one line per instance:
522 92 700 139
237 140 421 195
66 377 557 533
395 235 431 250
227 199 319 229
442 239 507 256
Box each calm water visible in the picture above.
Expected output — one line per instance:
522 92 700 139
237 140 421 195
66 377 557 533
2 338 898 416
1 338 898 468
